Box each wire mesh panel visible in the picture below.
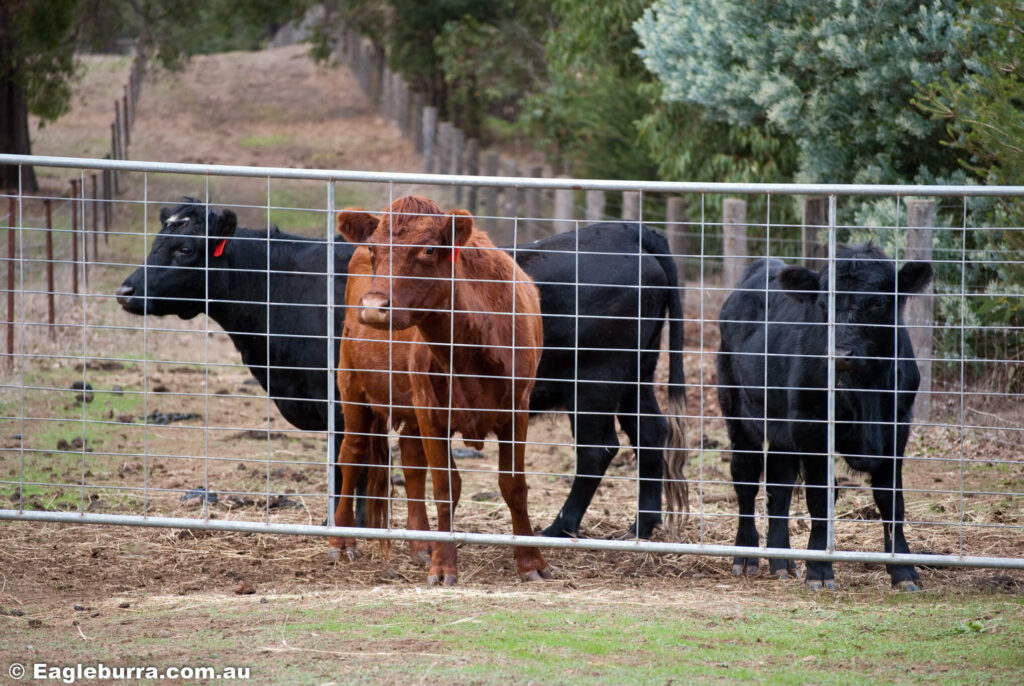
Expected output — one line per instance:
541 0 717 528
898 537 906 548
0 154 1021 582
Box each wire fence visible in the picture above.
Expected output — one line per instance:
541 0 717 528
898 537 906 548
0 154 1021 585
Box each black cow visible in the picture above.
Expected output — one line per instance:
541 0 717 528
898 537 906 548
117 199 687 541
716 244 931 591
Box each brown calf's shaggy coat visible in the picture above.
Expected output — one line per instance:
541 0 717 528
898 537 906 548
331 195 549 585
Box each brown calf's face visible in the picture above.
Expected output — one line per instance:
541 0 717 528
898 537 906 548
337 204 474 331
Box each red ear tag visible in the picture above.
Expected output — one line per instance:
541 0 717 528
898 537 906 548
448 244 460 264
213 239 226 258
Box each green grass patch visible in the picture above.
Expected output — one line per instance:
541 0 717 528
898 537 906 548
14 591 1014 686
238 132 293 150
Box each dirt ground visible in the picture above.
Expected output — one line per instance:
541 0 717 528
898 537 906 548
1 46 1022 680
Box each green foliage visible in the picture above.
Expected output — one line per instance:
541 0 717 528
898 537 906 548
635 0 973 185
519 0 658 180
435 3 550 140
2 0 80 125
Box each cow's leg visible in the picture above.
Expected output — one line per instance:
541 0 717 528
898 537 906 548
802 455 836 590
616 387 669 539
399 431 432 567
418 430 461 587
541 411 619 538
869 460 920 590
328 398 372 562
328 437 367 528
499 413 551 581
764 452 800 579
730 441 763 576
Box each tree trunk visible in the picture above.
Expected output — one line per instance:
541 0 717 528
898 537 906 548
0 4 39 192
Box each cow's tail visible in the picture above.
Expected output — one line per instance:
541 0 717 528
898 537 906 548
640 226 689 530
363 414 394 556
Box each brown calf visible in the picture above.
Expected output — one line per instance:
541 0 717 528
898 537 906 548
331 195 550 586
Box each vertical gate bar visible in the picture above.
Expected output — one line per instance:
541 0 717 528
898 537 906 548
91 174 98 259
6 196 14 369
17 171 25 510
634 191 643 535
698 193 706 543
45 200 54 339
825 194 837 552
326 180 337 525
142 173 150 516
70 180 79 295
958 196 968 558
79 169 88 513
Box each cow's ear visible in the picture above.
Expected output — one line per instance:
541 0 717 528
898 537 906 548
777 266 821 303
336 209 379 244
443 209 474 247
215 209 237 238
898 261 932 294
159 206 173 223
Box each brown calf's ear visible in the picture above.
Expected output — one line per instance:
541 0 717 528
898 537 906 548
336 209 379 244
444 209 474 247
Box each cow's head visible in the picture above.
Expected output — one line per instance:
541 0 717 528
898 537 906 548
116 197 237 318
776 244 932 374
336 195 473 331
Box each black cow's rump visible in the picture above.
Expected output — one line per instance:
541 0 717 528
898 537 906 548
716 244 931 590
118 200 687 540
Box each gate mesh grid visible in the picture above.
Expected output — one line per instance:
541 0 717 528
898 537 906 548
0 155 1021 572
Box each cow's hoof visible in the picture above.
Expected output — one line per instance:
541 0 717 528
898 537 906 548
428 573 457 587
773 569 791 580
732 562 758 577
345 546 359 562
895 580 921 592
327 547 342 562
806 579 836 591
541 525 577 538
520 567 554 582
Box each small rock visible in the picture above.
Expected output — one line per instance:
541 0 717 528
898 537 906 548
234 581 256 595
471 491 500 502
117 414 135 424
73 605 87 612
260 597 268 604
152 385 170 393
118 602 130 609
180 487 218 504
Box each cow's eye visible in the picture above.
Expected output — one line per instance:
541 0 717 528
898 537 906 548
424 246 435 256
178 246 194 256
870 298 887 311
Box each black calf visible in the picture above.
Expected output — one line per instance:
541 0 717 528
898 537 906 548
716 244 931 590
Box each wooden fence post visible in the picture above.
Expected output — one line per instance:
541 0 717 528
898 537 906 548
802 196 827 271
622 191 640 221
465 138 479 216
412 93 425 153
666 195 689 290
451 128 464 204
904 198 936 423
553 181 574 232
501 158 520 245
722 198 748 288
525 165 544 240
422 106 437 173
437 121 452 178
483 152 499 233
586 190 605 222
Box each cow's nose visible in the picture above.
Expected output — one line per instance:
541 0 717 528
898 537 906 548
116 284 134 308
359 294 390 326
834 347 855 372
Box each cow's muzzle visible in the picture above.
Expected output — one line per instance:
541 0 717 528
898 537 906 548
116 283 136 309
834 347 855 373
359 294 390 326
